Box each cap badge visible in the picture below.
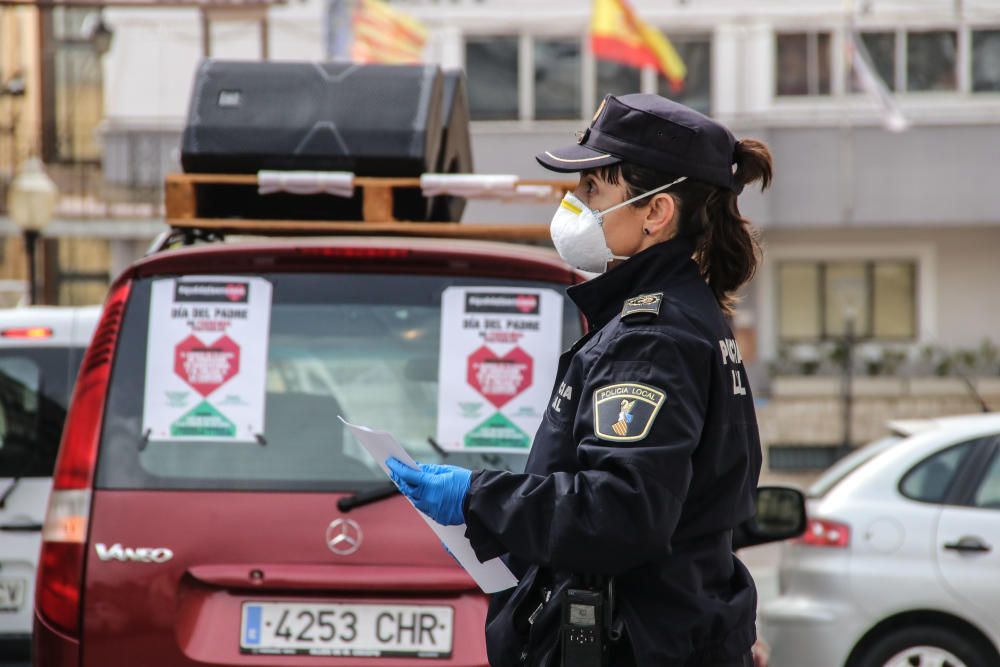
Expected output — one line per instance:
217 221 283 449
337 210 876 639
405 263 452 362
591 97 607 124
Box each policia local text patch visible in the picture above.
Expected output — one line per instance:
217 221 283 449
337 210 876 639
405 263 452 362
593 383 666 442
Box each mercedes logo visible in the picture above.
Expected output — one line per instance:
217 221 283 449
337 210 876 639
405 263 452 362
326 518 363 556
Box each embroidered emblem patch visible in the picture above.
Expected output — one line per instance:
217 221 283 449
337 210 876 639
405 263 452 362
621 292 663 320
593 383 666 442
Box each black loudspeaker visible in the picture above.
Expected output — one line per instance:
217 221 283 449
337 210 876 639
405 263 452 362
429 69 474 222
182 60 443 175
180 60 471 222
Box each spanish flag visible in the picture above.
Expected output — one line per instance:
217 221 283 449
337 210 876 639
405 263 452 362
590 0 686 92
352 0 428 65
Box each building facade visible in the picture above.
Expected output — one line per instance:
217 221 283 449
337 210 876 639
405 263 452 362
2 0 998 475
83 0 1000 350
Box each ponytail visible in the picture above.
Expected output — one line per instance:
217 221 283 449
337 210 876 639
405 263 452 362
693 139 772 313
602 138 773 315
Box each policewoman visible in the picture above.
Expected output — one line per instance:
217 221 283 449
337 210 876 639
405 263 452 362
387 93 772 667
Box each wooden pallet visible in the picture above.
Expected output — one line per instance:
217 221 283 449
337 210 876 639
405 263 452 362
164 172 577 242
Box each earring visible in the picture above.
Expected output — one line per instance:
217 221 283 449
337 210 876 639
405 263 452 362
643 228 650 235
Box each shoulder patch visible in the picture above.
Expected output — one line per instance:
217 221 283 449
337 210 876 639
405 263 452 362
621 292 663 320
593 382 666 442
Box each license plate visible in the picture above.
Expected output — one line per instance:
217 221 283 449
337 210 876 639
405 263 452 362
240 602 454 658
0 577 26 612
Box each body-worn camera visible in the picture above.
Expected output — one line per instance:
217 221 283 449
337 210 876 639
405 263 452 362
560 588 606 666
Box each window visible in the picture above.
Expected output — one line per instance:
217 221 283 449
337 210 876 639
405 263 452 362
777 260 917 341
534 39 581 121
45 7 105 162
872 263 916 339
776 32 832 96
777 263 821 340
850 31 896 93
972 29 1000 92
97 274 584 491
907 30 958 91
900 441 974 504
0 348 82 478
597 60 641 99
657 34 712 115
973 448 1000 509
808 435 902 498
824 262 869 339
466 36 519 121
47 238 111 305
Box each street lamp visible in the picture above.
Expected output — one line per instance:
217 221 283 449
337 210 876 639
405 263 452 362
7 158 58 305
85 14 114 57
1 73 27 213
839 308 858 457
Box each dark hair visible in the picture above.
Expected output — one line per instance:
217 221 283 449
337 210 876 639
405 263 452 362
596 139 773 314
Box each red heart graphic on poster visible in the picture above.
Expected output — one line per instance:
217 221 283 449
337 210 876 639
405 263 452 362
225 283 247 302
515 294 538 314
467 346 533 408
174 334 241 397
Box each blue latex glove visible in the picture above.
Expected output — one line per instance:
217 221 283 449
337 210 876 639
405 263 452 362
385 458 472 526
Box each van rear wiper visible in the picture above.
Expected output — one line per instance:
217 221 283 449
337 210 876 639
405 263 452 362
1 440 43 508
0 478 21 509
337 482 400 513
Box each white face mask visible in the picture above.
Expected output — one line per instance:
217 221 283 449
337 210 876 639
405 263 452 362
549 176 687 273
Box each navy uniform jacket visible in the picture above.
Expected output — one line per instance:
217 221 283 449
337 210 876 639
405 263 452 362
462 236 762 667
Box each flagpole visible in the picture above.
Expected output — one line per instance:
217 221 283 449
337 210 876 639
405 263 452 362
326 0 355 61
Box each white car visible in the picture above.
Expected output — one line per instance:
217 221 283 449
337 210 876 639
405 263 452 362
0 307 99 659
761 414 1000 667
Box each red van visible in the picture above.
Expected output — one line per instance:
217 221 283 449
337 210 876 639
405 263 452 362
34 237 585 666
34 233 802 666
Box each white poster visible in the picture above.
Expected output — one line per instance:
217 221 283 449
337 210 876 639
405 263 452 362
436 287 563 453
141 276 272 442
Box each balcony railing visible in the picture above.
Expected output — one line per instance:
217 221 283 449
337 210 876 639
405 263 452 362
0 161 165 220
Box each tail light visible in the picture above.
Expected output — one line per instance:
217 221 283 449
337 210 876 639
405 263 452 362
1 326 53 338
795 517 851 548
37 491 91 635
36 281 131 637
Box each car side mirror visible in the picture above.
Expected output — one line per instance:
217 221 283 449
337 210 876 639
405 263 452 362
734 485 807 550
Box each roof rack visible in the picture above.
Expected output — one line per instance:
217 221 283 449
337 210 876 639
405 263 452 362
163 171 577 245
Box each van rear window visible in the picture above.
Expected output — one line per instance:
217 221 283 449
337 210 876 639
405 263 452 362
96 274 582 491
0 348 82 478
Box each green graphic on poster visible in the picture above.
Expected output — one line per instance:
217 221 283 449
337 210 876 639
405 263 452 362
170 401 237 438
464 412 530 449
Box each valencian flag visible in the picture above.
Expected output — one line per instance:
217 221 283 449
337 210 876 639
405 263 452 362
590 0 686 92
352 0 428 64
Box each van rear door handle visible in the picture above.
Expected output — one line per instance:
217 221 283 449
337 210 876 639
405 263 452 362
944 536 992 553
0 522 43 532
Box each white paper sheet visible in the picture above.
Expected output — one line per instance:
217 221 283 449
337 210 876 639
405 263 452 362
338 417 518 594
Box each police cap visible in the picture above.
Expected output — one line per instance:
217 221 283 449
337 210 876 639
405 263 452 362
536 93 743 193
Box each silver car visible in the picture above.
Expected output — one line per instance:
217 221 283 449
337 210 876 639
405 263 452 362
761 414 1000 667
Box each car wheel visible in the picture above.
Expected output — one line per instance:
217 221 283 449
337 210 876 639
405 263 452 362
854 625 995 667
